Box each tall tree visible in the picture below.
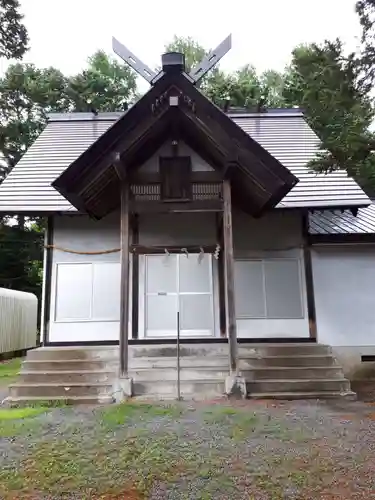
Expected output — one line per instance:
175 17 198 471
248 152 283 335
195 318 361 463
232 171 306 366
0 0 28 59
67 50 137 112
0 51 138 182
356 0 375 92
0 64 69 179
284 40 375 194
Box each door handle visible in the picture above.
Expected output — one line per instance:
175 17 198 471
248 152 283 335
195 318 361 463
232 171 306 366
157 292 167 296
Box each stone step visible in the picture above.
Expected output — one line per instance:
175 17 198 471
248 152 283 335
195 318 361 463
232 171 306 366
249 367 344 380
248 391 357 400
5 395 114 406
22 359 118 372
247 378 351 394
27 347 118 361
18 370 116 384
9 383 114 398
133 379 225 398
242 355 336 368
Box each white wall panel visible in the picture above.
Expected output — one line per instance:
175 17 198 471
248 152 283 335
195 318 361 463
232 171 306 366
55 264 92 321
312 246 375 347
233 210 309 338
92 263 121 320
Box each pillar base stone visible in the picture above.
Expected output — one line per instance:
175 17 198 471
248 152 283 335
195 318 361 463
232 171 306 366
225 374 247 399
113 377 133 402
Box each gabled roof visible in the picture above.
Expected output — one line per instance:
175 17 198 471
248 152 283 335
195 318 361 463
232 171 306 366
51 71 297 218
0 109 370 214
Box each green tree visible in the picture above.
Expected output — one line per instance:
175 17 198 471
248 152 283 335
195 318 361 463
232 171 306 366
356 0 375 92
0 51 138 182
67 50 137 112
0 64 69 179
0 221 43 297
0 0 28 59
284 40 375 194
165 36 287 109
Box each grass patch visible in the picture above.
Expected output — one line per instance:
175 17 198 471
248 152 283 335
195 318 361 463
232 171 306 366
0 407 48 421
0 405 50 438
0 358 22 385
203 405 259 440
99 401 183 428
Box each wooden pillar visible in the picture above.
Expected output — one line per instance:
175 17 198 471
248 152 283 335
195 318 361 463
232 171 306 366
223 179 238 373
302 213 317 341
119 180 130 377
131 214 139 339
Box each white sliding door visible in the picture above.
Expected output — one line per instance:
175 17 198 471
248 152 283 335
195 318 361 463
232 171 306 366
142 253 214 338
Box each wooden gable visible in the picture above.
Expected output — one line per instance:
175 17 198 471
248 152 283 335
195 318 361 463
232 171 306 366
53 69 298 219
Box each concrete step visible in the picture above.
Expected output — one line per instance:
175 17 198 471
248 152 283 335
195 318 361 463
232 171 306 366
18 370 116 384
22 359 118 372
133 379 225 398
129 355 229 369
27 347 118 361
247 378 351 394
241 355 337 368
129 343 330 358
129 354 337 370
238 344 332 357
130 367 228 381
9 383 114 398
249 391 357 400
249 367 344 380
5 395 114 406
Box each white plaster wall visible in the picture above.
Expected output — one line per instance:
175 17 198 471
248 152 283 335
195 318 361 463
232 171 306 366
48 211 219 342
139 212 217 246
312 245 375 348
48 213 125 342
312 245 375 376
233 210 309 338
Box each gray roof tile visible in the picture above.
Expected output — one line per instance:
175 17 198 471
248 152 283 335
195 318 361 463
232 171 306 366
0 110 370 213
309 204 375 235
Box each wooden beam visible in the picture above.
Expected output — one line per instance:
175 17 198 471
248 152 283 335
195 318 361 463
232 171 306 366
222 180 238 373
130 200 223 214
131 244 217 255
119 180 130 377
113 152 126 181
130 171 223 183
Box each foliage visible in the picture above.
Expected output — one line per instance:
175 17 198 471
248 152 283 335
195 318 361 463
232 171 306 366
0 222 43 299
67 50 137 112
356 0 375 92
283 39 375 194
0 51 137 181
165 36 288 110
0 0 28 59
0 358 22 380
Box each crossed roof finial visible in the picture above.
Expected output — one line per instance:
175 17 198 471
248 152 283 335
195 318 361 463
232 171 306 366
112 34 232 85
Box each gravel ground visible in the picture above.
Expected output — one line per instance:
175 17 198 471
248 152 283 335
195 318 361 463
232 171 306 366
0 398 375 499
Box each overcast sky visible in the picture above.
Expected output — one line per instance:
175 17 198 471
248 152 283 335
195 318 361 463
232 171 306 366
0 0 363 87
